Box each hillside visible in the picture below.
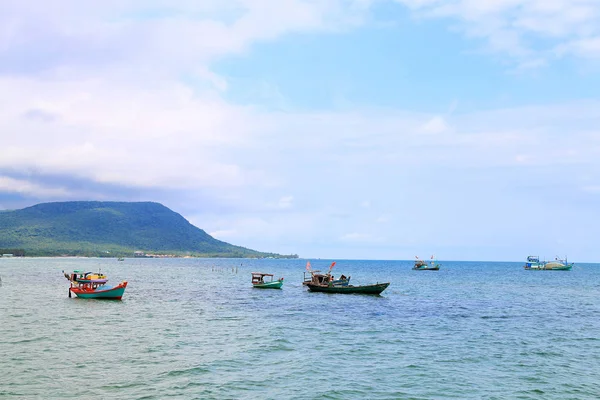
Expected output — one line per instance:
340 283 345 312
0 201 295 258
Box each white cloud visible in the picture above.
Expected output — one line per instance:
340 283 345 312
557 36 600 59
275 195 294 209
395 0 600 65
421 115 448 134
376 215 391 223
0 76 274 190
0 0 371 82
1 1 600 260
0 176 71 197
340 232 372 241
208 229 238 239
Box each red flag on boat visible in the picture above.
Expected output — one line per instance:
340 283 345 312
306 261 311 271
329 261 336 271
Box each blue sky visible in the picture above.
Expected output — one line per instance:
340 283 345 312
1 0 599 261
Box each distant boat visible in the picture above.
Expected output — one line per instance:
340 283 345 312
117 257 124 261
251 272 284 289
413 256 441 270
524 256 573 271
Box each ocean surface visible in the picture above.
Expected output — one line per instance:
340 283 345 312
1 257 600 399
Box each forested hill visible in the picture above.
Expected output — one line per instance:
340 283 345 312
0 201 295 258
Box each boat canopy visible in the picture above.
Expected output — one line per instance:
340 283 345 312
77 279 108 284
251 272 274 277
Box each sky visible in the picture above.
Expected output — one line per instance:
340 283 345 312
1 0 600 262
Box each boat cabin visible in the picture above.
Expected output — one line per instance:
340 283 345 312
63 270 108 285
524 256 541 269
310 273 331 285
303 270 321 285
305 272 350 287
251 272 275 284
64 270 88 282
75 281 106 291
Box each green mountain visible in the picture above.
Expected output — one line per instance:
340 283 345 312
0 201 296 258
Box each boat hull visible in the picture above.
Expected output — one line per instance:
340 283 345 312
548 265 572 271
253 280 283 289
413 266 440 270
306 282 390 295
524 265 572 271
70 282 128 299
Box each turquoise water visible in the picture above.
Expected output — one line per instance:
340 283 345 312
1 258 600 399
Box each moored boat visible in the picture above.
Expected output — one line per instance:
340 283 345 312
306 281 390 295
304 261 388 295
64 270 128 299
524 256 573 270
69 281 128 299
251 272 284 289
413 256 441 271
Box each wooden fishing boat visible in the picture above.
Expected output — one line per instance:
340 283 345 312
414 256 441 270
251 272 284 289
413 264 440 271
306 281 390 295
64 270 128 299
304 261 388 295
69 281 128 300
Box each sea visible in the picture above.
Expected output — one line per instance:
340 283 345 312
1 257 599 399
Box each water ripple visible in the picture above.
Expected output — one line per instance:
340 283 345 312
2 258 600 399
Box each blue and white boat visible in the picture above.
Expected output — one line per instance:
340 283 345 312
524 256 573 271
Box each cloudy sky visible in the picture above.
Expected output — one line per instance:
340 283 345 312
1 0 599 261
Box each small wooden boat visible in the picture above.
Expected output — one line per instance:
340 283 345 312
304 262 388 295
64 270 128 299
306 281 390 295
251 272 284 289
69 281 128 300
414 256 441 270
413 265 440 271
